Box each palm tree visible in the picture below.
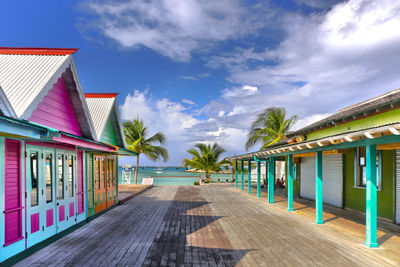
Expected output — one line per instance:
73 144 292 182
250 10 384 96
183 143 227 182
245 107 296 151
123 118 169 184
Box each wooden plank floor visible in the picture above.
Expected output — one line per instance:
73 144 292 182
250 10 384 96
16 185 400 266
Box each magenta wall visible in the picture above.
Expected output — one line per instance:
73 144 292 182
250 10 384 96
4 139 23 245
29 77 83 136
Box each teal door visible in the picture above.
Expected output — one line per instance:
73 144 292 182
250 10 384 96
56 150 77 232
26 145 56 248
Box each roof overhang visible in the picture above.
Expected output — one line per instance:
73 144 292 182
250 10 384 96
227 122 400 161
0 115 50 139
52 132 116 152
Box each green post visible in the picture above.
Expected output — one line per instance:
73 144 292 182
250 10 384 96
248 160 252 194
257 161 261 197
287 154 294 211
315 151 323 224
365 145 378 248
268 157 275 203
241 160 244 190
235 160 238 188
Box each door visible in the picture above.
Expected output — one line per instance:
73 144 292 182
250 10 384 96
26 145 56 247
94 155 107 213
56 150 77 232
2 139 25 260
300 154 343 207
106 157 116 207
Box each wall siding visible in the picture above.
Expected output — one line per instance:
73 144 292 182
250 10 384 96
100 119 117 146
344 149 394 220
29 76 83 136
4 139 22 244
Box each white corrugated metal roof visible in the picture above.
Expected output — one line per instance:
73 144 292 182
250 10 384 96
85 97 127 148
0 53 97 140
0 86 15 117
85 97 115 139
0 54 69 118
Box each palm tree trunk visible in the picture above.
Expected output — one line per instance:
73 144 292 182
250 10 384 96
135 154 140 184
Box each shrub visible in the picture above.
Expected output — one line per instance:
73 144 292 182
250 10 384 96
194 181 199 186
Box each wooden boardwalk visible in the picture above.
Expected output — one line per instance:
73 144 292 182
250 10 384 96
16 185 400 266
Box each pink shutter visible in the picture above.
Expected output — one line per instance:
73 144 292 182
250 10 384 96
4 139 23 245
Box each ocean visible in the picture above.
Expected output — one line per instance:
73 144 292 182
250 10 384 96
118 166 233 186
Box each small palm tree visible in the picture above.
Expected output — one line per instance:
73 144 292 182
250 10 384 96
246 107 296 151
123 118 169 184
183 143 227 182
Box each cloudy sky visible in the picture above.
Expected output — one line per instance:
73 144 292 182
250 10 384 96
2 0 400 165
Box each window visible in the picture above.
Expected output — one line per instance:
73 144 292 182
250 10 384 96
45 154 53 203
101 157 106 189
69 155 74 197
30 153 39 207
355 147 382 189
110 159 115 186
95 157 100 190
58 155 64 200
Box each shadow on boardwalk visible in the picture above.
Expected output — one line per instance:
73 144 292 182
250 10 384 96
141 187 252 266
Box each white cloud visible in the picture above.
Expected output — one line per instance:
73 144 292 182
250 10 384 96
180 76 198 81
292 113 332 131
120 90 246 165
242 85 258 92
182 99 195 105
223 84 259 98
227 106 246 117
218 110 225 117
85 0 261 61
206 0 400 136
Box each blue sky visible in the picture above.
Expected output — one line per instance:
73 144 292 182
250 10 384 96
2 0 400 166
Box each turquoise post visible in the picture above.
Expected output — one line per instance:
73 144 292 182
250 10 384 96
365 145 378 248
268 157 275 203
315 151 323 224
235 160 238 188
257 161 261 197
241 160 244 190
248 160 252 194
287 154 294 211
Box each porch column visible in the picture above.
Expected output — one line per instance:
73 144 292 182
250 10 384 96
288 154 294 211
315 151 323 224
365 145 378 248
268 157 275 203
248 160 252 194
235 160 238 188
257 161 261 197
241 160 244 190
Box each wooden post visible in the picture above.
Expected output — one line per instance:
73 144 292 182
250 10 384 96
288 154 293 211
241 160 244 190
268 157 275 203
365 145 378 248
315 151 323 224
257 161 261 197
248 160 252 194
235 160 238 188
